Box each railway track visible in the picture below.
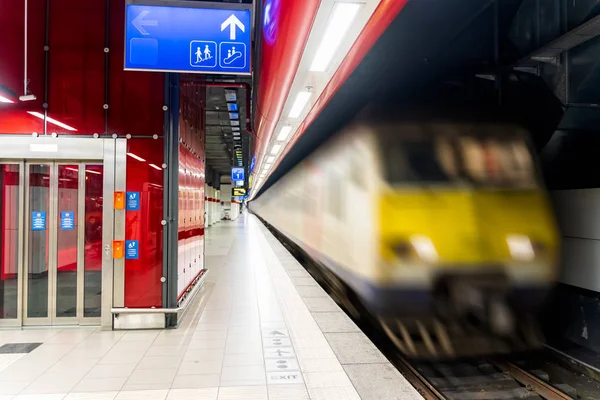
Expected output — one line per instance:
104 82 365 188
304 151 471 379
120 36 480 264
394 356 575 400
260 217 588 400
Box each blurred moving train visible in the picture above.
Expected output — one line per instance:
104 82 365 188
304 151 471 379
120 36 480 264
250 106 560 359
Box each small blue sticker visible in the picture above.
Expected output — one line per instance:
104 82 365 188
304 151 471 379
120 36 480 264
31 212 46 231
125 240 139 260
60 211 75 230
126 192 140 211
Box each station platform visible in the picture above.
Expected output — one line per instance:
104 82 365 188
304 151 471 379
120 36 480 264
0 214 421 400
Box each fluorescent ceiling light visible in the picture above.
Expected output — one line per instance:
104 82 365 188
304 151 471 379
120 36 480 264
264 162 272 169
0 95 14 103
270 144 282 155
229 112 239 119
233 131 240 135
230 120 240 126
277 126 292 141
127 152 146 162
86 169 102 175
65 167 78 173
232 127 240 131
27 111 77 131
289 92 311 118
227 103 238 111
149 163 162 171
310 2 361 72
266 156 275 163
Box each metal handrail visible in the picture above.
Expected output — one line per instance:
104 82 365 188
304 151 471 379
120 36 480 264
111 269 209 315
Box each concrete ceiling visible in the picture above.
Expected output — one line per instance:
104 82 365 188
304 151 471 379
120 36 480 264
205 78 252 178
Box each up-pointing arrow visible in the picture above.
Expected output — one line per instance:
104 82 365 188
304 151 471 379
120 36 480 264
132 10 158 35
270 330 285 336
221 14 245 40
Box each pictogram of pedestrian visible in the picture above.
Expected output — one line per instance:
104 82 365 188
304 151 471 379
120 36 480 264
190 41 217 68
203 45 212 60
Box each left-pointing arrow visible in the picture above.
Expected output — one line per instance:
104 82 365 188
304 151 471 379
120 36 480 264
132 10 158 35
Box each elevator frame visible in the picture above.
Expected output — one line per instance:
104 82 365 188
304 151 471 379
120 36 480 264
0 136 126 329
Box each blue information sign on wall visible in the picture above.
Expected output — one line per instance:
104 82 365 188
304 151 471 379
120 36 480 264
126 192 141 211
126 240 139 260
231 167 244 181
124 1 251 75
31 212 46 231
60 212 75 231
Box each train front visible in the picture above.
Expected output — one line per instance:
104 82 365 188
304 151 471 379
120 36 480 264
372 123 560 358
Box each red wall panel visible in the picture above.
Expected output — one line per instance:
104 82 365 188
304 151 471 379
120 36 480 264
47 0 106 133
108 0 164 137
0 0 46 132
177 82 206 301
0 0 167 308
0 0 164 136
124 138 164 308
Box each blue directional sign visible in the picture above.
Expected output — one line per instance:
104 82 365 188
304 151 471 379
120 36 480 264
124 2 251 75
31 212 46 231
231 167 245 181
125 240 139 260
60 212 75 231
126 192 140 211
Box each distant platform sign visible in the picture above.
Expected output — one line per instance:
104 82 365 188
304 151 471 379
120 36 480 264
125 1 251 75
231 167 245 181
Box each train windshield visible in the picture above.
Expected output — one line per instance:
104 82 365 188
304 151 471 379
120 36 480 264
380 130 538 187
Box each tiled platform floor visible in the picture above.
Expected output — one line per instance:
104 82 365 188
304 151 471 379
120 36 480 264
0 214 422 400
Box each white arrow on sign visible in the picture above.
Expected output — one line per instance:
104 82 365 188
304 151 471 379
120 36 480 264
221 14 245 40
132 10 158 35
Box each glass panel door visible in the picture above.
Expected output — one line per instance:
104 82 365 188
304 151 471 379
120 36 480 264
0 163 22 324
55 164 79 319
22 161 103 326
83 165 103 318
25 163 51 322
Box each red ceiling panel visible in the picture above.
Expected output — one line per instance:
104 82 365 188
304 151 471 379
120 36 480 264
253 0 321 175
258 0 409 178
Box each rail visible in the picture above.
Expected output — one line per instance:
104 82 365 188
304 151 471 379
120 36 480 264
491 361 574 400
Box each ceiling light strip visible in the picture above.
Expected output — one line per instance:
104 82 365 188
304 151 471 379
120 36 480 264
310 2 361 72
27 111 77 131
288 92 312 118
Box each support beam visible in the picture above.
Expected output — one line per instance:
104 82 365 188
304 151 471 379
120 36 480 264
518 14 600 67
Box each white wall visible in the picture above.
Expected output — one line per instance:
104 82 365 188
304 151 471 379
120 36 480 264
551 189 600 292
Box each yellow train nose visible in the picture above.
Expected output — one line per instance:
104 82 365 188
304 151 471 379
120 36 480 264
379 190 559 266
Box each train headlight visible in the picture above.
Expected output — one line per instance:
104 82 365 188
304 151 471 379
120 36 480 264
409 235 439 262
506 234 535 261
388 235 438 263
